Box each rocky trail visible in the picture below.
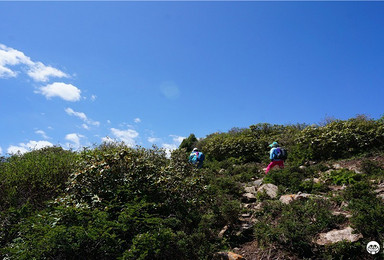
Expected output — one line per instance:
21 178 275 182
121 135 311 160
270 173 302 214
213 155 384 260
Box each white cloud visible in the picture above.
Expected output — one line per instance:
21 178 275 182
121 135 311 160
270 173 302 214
148 137 161 144
0 44 33 78
91 95 97 101
82 124 90 130
134 118 141 123
37 82 81 102
0 146 2 155
170 135 185 145
7 140 53 154
0 44 68 82
65 107 87 121
65 133 84 149
101 136 115 144
65 107 100 127
161 143 178 158
106 128 139 147
27 62 68 82
160 135 185 158
35 130 50 139
7 145 28 154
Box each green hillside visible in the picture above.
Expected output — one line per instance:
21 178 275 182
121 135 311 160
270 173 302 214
1 115 384 259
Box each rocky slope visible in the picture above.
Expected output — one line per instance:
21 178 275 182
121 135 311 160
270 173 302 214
214 155 384 260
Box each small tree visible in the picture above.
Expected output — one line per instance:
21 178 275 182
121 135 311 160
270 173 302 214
179 134 198 152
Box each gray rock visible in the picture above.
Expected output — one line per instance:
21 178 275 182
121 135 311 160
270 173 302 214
242 192 256 202
257 184 278 199
279 193 312 204
315 226 363 245
244 186 256 194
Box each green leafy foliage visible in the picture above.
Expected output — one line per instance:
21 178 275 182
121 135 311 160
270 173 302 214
2 115 384 259
1 144 233 259
325 169 363 185
296 116 384 161
343 181 384 239
254 199 342 258
0 146 78 210
179 133 198 152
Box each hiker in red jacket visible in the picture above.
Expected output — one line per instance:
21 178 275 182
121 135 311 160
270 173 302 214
265 141 285 174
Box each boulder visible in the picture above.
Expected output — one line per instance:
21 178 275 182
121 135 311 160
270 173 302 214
257 184 278 199
315 226 363 245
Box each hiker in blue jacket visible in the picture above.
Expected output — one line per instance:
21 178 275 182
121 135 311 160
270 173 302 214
189 148 205 168
265 141 285 174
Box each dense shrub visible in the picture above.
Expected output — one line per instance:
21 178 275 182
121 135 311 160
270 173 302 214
254 199 344 258
1 145 232 259
0 146 78 210
360 159 384 176
325 169 363 185
296 117 384 161
343 181 384 239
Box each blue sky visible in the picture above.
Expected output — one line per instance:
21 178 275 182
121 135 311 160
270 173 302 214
1 2 383 155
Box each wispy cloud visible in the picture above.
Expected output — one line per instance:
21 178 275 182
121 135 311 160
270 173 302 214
134 118 141 123
37 82 81 102
65 107 100 127
148 137 161 144
161 134 185 158
0 146 2 155
7 140 53 154
0 44 68 82
35 130 50 139
170 134 185 144
0 44 33 78
65 133 84 149
103 128 139 147
27 62 68 82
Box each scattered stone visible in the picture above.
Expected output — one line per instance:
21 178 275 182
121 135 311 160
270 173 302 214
279 193 312 205
313 178 321 184
218 225 229 238
254 202 264 210
242 193 256 203
328 185 346 191
252 179 264 187
333 163 342 169
244 186 256 194
257 184 278 199
299 165 307 170
377 194 384 201
332 211 352 218
279 194 295 204
315 226 363 245
213 251 244 260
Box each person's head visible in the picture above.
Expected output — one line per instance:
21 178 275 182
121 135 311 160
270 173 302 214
269 141 279 148
193 147 199 152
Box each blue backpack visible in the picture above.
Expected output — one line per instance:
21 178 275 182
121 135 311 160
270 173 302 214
190 151 205 164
